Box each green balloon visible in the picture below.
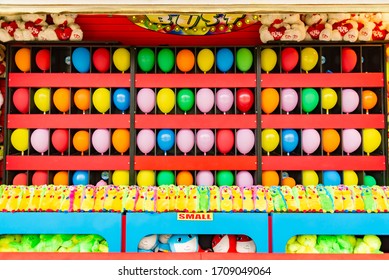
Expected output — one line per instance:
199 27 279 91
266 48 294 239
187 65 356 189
157 48 175 73
157 170 175 186
137 48 155 72
216 171 234 186
302 88 319 113
364 175 377 187
177 88 195 112
236 48 253 72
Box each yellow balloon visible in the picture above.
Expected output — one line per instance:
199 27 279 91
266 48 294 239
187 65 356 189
113 48 131 72
321 88 338 111
34 88 51 113
137 170 155 187
93 88 111 114
15 48 31 72
112 170 130 186
261 129 280 153
11 128 29 154
261 48 277 73
301 47 318 72
157 88 175 114
197 48 215 73
363 128 382 155
343 170 358 186
302 170 319 186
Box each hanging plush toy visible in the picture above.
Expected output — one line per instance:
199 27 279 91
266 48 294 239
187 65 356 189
236 235 256 253
123 186 138 212
220 186 233 212
186 185 199 213
208 186 220 212
156 185 169 212
198 186 210 212
280 185 299 212
138 234 158 252
212 234 237 253
254 186 268 212
168 234 198 252
317 185 335 213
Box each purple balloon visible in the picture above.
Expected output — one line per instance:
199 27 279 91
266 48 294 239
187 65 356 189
196 170 214 186
236 129 255 155
302 129 321 155
137 88 155 114
177 129 195 155
236 171 254 187
342 89 359 113
137 129 156 155
91 129 110 155
196 88 214 114
342 129 361 155
196 129 215 155
281 88 298 113
216 88 234 113
31 128 49 154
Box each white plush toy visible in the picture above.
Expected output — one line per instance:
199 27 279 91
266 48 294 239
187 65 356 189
303 13 330 41
281 14 306 42
259 14 286 43
327 13 359 42
13 21 35 41
51 13 83 41
37 25 59 41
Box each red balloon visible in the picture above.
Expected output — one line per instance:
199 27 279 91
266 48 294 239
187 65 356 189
35 49 51 72
236 88 254 113
216 129 235 155
13 173 28 185
281 47 299 72
342 47 357 73
93 48 110 73
32 171 48 186
13 88 30 114
52 129 69 154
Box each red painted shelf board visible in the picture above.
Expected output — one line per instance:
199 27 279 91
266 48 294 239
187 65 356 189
135 114 257 129
134 156 257 170
261 114 385 129
7 114 130 129
8 73 131 88
262 156 386 171
6 156 130 170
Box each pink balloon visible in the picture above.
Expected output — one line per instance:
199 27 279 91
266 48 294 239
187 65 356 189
342 89 359 113
196 88 214 114
92 129 110 155
216 88 234 113
281 88 298 113
236 129 255 155
177 129 195 155
342 129 361 155
302 129 321 155
137 129 155 155
137 88 155 114
31 128 49 154
196 170 214 186
236 171 254 187
196 129 215 155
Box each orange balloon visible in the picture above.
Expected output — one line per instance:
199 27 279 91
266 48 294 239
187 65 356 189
176 49 195 73
322 129 340 154
53 88 70 113
73 130 89 155
282 177 296 187
53 171 69 185
74 89 90 112
112 129 130 154
261 88 280 114
176 171 194 186
262 170 279 186
362 90 377 111
15 48 31 72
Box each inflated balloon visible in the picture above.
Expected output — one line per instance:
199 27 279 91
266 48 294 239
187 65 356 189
281 88 298 114
321 88 338 113
282 177 296 188
341 88 359 114
260 48 277 73
176 171 194 186
216 88 234 113
157 48 175 73
13 173 28 186
236 48 253 72
137 48 155 72
34 88 50 113
196 129 215 155
32 171 48 186
281 129 299 154
342 129 361 155
11 128 29 155
15 48 31 72
112 170 130 186
113 88 130 112
93 88 110 114
72 170 89 185
302 129 320 155
72 47 91 73
112 129 130 154
363 128 381 155
136 129 155 155
137 88 155 114
177 88 194 113
323 171 341 186
53 171 69 186
157 88 175 114
197 48 214 73
301 47 318 72
343 170 358 186
35 49 51 72
51 129 69 154
73 130 89 155
302 170 319 186
196 88 214 114
176 49 195 73
236 171 254 187
157 170 175 186
262 170 279 186
281 47 299 72
113 48 130 72
196 170 214 186
362 90 377 113
92 48 110 73
322 129 340 155
301 88 319 113
341 47 357 73
364 175 377 187
13 88 30 114
261 88 279 114
261 129 279 154
216 129 234 155
216 170 234 186
216 48 234 73
176 129 195 155
53 88 70 113
236 129 255 155
137 170 155 187
74 89 90 112
31 128 49 154
236 88 254 114
92 129 110 155
157 129 175 154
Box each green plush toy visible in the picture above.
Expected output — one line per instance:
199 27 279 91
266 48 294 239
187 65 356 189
361 186 377 213
317 185 335 213
315 235 339 253
20 234 41 252
353 235 382 254
269 186 287 212
0 234 22 252
336 235 356 253
198 186 210 212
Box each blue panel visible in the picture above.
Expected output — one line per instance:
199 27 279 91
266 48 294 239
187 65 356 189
272 213 389 253
0 213 122 252
126 212 268 253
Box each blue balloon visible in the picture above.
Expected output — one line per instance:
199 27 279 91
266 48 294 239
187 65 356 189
281 129 299 154
157 129 175 153
72 47 91 73
323 171 341 186
113 88 130 112
216 48 234 73
72 170 89 185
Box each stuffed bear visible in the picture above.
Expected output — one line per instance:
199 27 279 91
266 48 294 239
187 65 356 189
51 13 83 41
303 13 331 41
327 13 359 42
281 14 306 42
0 44 5 77
259 14 286 43
359 13 389 41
